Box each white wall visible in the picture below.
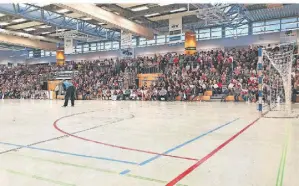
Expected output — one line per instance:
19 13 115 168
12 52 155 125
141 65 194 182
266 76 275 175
0 50 26 64
1 32 281 64
134 32 280 56
198 32 280 50
135 44 185 57
25 50 120 64
66 50 119 61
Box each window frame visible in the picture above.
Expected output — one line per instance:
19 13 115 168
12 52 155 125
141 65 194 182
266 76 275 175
211 27 222 39
199 28 211 40
139 37 147 47
83 44 90 52
112 41 119 50
156 35 166 45
104 42 112 50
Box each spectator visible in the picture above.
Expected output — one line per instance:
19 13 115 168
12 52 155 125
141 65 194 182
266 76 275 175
55 84 60 99
1 45 297 104
234 85 241 102
158 87 168 101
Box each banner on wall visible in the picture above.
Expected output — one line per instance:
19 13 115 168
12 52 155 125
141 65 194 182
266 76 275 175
56 49 65 66
64 37 73 54
184 31 197 55
280 30 297 43
120 48 134 59
169 17 182 43
137 73 162 88
33 49 41 58
121 30 132 49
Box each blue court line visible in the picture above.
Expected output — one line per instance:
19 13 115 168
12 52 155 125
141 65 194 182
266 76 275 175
0 141 137 165
119 118 240 175
118 118 240 175
119 169 131 175
138 118 240 166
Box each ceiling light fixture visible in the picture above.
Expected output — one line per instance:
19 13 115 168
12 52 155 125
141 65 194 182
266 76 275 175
135 20 143 24
12 18 26 23
56 29 67 32
144 13 160 17
41 31 51 35
131 6 148 12
56 9 70 13
39 25 52 28
159 3 172 6
32 3 51 7
19 33 31 37
170 7 187 13
82 17 92 21
113 12 120 15
23 28 36 31
0 22 10 26
101 6 112 12
97 22 106 25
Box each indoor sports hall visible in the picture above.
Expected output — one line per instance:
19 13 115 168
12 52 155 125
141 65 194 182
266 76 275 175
0 2 299 186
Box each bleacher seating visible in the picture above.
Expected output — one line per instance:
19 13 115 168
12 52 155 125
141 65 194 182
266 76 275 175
1 45 298 103
225 96 244 101
204 91 213 96
201 96 211 101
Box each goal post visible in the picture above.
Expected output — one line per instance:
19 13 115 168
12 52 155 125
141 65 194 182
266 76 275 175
257 47 263 116
259 42 298 118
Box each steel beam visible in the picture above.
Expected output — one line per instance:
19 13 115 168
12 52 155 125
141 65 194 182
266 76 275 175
0 43 26 51
0 33 57 50
0 15 15 22
0 28 61 43
0 3 119 40
56 3 154 39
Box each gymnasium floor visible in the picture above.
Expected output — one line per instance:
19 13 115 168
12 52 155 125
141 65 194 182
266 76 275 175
0 100 298 186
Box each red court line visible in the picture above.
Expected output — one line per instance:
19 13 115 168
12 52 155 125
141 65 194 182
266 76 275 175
165 117 261 186
53 111 199 161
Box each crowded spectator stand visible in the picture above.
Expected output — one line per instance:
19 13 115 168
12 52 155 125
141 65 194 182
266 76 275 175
1 46 298 103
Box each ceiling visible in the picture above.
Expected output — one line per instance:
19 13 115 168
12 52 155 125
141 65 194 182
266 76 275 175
0 3 298 51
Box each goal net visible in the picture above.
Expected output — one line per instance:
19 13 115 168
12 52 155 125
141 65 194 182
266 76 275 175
262 42 298 118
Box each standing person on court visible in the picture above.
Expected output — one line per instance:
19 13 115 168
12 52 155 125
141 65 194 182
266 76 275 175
62 80 75 107
55 84 60 99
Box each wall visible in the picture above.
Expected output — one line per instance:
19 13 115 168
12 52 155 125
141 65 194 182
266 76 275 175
197 32 280 50
0 50 26 64
134 32 280 56
0 32 282 64
25 50 120 64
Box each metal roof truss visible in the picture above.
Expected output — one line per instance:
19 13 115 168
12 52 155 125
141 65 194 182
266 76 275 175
0 3 119 41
